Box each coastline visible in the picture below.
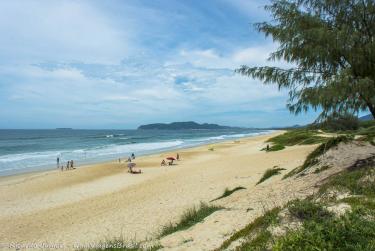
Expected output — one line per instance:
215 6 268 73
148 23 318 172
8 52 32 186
0 130 276 178
0 130 320 250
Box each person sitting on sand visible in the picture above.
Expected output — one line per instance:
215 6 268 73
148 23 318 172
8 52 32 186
161 159 166 166
127 163 141 174
127 157 132 162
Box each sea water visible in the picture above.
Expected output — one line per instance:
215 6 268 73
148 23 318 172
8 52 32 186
0 129 273 176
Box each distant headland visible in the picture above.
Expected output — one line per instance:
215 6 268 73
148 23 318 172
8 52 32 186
137 121 235 130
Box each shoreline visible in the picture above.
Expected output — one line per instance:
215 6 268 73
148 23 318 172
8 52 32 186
0 130 277 179
0 130 319 250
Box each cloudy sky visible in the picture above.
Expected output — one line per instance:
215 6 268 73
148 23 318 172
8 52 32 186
0 0 319 129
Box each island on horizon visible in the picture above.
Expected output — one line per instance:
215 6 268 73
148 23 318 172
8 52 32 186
137 121 237 130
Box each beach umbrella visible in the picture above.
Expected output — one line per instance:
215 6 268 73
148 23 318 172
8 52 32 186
127 162 136 168
166 157 176 160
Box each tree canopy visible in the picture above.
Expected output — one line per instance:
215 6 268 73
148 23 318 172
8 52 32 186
237 0 375 120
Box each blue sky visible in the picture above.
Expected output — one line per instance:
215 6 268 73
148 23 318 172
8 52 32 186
0 0 319 129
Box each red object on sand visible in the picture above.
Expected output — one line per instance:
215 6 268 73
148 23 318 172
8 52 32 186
166 157 176 160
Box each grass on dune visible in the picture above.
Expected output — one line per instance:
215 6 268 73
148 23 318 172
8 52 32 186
283 135 352 178
210 186 246 202
274 163 375 251
219 162 375 250
257 167 286 185
267 130 326 146
274 210 375 251
217 207 281 250
159 202 223 237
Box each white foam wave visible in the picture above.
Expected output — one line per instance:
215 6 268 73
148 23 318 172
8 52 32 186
0 140 184 173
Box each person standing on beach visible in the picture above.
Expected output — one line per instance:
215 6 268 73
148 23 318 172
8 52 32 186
70 160 74 169
176 153 180 161
131 153 135 159
57 157 60 168
66 161 70 170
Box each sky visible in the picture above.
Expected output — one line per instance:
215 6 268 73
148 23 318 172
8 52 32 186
0 0 320 129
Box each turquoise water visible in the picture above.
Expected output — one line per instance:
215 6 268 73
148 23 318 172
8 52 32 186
0 129 273 176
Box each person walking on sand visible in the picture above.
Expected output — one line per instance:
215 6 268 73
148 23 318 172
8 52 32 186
57 157 60 168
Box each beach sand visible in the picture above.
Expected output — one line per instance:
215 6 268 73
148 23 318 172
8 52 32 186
0 131 318 250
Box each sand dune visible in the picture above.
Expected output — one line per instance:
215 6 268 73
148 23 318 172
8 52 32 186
0 131 319 250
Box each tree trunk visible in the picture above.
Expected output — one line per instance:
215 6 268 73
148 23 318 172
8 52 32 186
368 103 375 119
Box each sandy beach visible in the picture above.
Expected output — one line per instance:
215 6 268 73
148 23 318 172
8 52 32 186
0 131 319 250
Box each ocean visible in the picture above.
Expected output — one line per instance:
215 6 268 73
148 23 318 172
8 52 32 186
0 128 273 176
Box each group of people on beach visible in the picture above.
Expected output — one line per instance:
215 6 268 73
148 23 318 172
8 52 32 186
56 151 181 174
160 153 180 166
118 152 181 174
57 157 75 171
118 153 141 174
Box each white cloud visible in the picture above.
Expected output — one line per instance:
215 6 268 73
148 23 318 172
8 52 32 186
0 1 130 64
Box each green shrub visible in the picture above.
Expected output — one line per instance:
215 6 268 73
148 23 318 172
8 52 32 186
287 199 333 221
257 167 286 185
274 210 375 251
298 135 352 174
267 130 326 146
218 207 280 250
159 202 223 237
268 144 286 151
359 120 375 128
210 186 246 202
315 113 360 131
319 161 375 197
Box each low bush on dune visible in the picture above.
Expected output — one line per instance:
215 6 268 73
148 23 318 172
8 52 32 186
274 207 375 251
262 144 285 152
159 202 223 237
257 167 286 185
283 135 353 178
210 186 246 202
219 152 375 251
299 135 352 172
275 164 375 251
264 129 327 152
287 199 333 221
356 125 375 144
312 113 360 132
267 130 326 147
218 207 281 250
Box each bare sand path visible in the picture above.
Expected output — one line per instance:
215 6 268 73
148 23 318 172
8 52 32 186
0 131 318 250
